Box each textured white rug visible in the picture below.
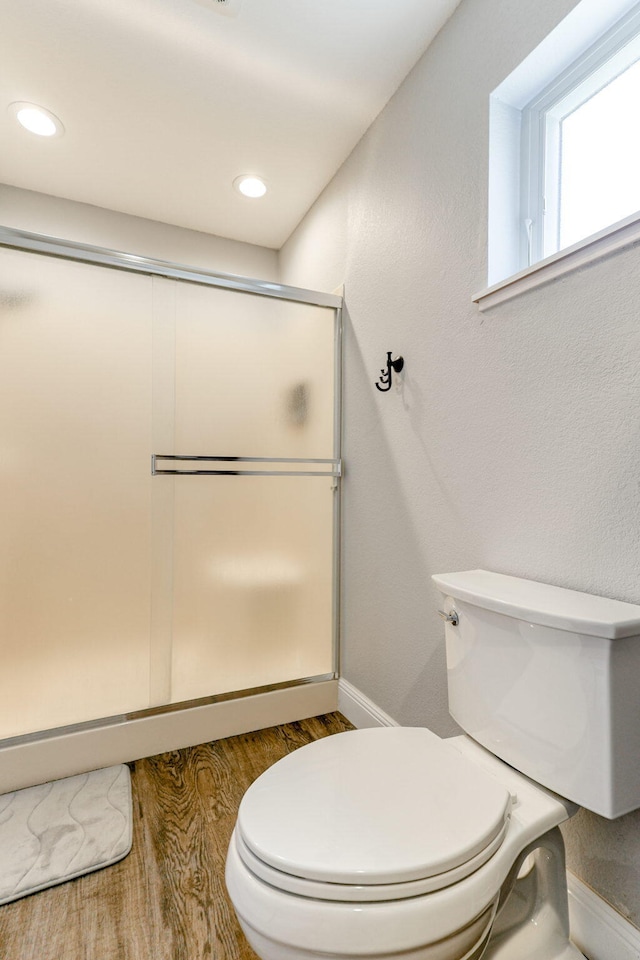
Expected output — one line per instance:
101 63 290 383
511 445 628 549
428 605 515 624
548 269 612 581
0 764 132 905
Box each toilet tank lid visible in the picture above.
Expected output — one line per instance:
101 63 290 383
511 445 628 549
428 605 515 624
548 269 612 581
432 570 640 640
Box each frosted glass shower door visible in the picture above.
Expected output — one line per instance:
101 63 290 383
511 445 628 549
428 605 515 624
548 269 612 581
0 237 339 742
0 248 153 738
153 280 338 704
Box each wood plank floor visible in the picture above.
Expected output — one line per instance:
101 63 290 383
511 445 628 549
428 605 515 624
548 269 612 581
0 712 353 960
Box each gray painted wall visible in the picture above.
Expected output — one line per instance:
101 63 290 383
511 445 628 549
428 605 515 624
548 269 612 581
0 184 279 280
280 0 640 929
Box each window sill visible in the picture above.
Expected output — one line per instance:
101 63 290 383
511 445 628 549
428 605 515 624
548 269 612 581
472 210 640 311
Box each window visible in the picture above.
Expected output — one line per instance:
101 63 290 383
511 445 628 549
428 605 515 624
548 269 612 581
522 6 640 266
478 0 640 308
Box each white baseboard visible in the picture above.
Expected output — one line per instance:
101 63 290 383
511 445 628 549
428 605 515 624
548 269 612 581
568 873 640 960
337 678 399 729
337 681 640 960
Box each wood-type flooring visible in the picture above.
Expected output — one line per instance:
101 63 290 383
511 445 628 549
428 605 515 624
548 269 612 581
0 711 353 960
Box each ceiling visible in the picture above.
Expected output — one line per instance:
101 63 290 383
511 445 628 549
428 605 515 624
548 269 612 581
0 0 461 249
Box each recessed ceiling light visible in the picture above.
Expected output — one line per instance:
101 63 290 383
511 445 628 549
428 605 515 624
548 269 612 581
233 175 267 198
9 102 64 138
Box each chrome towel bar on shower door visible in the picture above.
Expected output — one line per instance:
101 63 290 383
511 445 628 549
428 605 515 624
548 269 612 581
151 455 342 477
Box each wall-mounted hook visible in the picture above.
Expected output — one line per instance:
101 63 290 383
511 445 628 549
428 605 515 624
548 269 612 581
375 352 404 392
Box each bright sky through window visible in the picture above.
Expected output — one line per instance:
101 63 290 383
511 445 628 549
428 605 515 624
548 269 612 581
560 55 640 249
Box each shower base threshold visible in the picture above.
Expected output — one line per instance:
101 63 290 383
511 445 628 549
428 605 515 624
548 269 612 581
0 675 338 796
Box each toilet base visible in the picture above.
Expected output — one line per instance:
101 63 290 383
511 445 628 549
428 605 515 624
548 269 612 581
238 912 495 960
484 829 586 960
228 827 586 960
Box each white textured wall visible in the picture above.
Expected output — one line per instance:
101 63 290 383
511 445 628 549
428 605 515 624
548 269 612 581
0 184 278 280
280 0 640 929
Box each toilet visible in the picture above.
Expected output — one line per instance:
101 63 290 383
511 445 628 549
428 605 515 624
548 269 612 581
226 570 640 960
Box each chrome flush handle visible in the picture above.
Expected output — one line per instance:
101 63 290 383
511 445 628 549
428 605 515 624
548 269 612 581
437 609 459 626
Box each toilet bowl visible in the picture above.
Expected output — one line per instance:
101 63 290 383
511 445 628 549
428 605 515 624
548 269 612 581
226 726 581 960
226 570 640 960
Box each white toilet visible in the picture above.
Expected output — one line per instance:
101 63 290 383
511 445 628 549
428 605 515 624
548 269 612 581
226 570 640 960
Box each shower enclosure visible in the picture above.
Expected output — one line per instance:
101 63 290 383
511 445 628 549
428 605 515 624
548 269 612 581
0 228 341 764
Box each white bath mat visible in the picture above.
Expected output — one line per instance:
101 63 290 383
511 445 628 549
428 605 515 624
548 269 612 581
0 764 132 905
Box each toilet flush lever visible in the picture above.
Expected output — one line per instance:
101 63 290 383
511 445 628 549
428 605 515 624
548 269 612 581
437 609 459 626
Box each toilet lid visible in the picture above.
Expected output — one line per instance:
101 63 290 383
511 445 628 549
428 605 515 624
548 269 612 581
237 727 511 886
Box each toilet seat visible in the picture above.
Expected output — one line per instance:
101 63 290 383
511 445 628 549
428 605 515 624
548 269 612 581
235 821 510 901
237 727 512 900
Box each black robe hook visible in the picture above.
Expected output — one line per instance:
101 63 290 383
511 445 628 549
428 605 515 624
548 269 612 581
375 352 404 392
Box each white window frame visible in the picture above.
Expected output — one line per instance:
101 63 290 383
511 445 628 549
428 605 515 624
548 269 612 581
475 0 640 311
522 4 640 267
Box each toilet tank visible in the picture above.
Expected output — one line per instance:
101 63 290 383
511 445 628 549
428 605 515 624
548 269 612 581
433 570 640 819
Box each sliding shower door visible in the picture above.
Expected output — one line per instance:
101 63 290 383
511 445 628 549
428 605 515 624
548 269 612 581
0 247 154 737
151 278 338 706
0 238 340 741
